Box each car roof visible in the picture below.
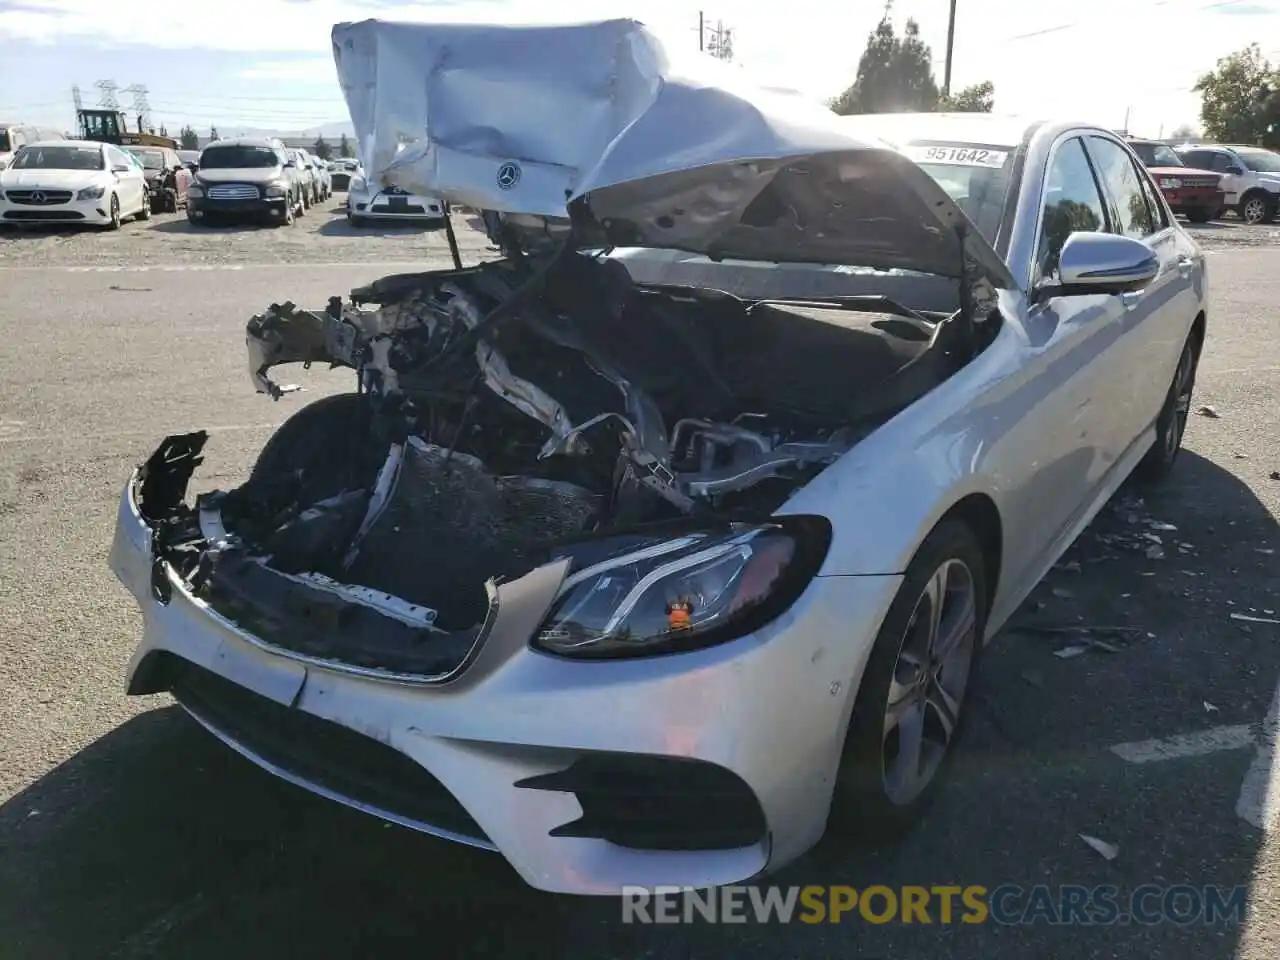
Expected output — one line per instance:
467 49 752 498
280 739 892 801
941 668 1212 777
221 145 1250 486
26 139 103 150
204 137 282 149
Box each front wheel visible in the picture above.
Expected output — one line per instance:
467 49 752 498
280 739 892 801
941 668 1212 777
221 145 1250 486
347 212 365 228
137 192 152 221
1135 330 1200 484
1185 207 1213 224
106 193 121 230
827 520 986 841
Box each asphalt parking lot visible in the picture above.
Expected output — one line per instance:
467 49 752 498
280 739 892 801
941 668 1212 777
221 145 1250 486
1 203 1278 959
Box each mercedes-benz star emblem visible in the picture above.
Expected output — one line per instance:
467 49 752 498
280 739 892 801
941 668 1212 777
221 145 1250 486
496 161 521 190
31 191 46 204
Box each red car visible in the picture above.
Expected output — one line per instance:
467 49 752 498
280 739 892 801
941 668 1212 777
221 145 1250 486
1126 138 1225 223
125 146 193 214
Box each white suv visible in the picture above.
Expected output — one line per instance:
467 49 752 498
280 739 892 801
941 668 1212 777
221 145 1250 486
1176 144 1280 225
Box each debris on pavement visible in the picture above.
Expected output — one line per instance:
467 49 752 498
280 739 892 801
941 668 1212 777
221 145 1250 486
1231 612 1280 625
1196 404 1220 418
1053 643 1092 659
1270 471 1280 481
1204 701 1220 713
1051 586 1075 600
1079 834 1120 861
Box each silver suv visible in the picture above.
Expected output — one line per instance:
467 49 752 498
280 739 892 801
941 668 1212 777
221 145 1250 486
1176 144 1280 224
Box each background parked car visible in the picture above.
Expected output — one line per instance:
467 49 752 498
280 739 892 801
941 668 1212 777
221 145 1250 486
0 139 150 229
0 122 66 170
1126 138 1224 223
188 137 302 227
125 145 192 213
176 149 200 175
1176 144 1280 224
288 149 319 208
328 159 360 191
307 154 332 201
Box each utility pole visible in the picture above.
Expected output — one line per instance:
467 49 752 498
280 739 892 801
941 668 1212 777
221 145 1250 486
943 0 958 98
699 10 705 51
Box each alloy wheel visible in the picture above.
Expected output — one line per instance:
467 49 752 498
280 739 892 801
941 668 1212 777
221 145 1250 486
1242 196 1267 225
881 558 977 806
1165 340 1196 459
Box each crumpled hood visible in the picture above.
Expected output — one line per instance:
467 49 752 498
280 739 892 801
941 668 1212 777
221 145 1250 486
331 18 1015 287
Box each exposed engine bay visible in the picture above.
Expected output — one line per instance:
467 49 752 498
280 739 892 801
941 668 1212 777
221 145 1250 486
139 248 996 679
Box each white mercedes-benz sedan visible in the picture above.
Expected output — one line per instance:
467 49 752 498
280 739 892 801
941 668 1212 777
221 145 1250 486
109 19 1207 895
0 139 151 229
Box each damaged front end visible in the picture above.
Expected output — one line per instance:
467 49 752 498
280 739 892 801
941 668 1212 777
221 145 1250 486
138 248 968 680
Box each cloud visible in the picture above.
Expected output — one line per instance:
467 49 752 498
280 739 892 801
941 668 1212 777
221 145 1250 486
236 56 337 82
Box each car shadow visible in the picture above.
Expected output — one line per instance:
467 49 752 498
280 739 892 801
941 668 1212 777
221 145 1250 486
317 218 446 238
147 218 295 236
0 452 1273 958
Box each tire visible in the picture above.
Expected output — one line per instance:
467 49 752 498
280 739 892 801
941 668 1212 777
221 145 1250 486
186 207 200 225
826 519 987 842
348 212 365 228
1135 327 1201 485
164 189 178 213
1239 190 1276 225
1185 207 1213 224
106 194 121 230
250 393 375 498
137 191 152 221
281 197 295 227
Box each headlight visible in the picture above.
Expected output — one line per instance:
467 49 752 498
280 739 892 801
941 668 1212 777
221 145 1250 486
533 519 829 659
1159 178 1182 190
264 180 288 198
187 183 204 197
349 176 366 193
76 184 106 200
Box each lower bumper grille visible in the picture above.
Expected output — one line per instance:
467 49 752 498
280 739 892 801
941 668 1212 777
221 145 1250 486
169 659 490 845
3 209 85 221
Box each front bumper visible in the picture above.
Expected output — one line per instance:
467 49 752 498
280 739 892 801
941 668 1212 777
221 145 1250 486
188 196 290 220
349 190 445 219
109 448 899 894
1161 187 1225 212
0 194 116 225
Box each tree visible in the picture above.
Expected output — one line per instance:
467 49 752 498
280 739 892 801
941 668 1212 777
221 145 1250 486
1169 123 1200 142
1194 44 1280 148
338 133 354 158
179 125 200 150
829 11 939 115
938 80 994 113
313 136 332 160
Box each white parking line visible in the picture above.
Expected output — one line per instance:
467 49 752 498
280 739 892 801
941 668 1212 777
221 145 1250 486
1237 680 1280 831
1108 725 1255 763
1107 677 1280 832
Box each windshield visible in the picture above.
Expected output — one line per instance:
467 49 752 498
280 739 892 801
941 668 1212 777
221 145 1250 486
901 142 1015 246
10 145 104 171
127 148 164 170
1236 149 1280 173
1130 142 1183 167
199 145 280 169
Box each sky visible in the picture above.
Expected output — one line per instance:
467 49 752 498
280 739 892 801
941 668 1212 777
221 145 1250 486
1 0 1279 138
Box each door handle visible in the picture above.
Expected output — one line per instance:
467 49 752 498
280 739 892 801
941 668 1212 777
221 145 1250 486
1176 255 1193 274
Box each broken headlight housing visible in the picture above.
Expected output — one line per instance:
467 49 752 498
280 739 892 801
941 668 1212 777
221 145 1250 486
533 518 830 660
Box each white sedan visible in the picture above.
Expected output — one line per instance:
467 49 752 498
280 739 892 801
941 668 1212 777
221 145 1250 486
109 19 1207 896
0 139 150 229
346 172 444 226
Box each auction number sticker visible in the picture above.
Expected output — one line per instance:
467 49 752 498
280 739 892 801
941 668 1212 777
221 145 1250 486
902 145 1009 168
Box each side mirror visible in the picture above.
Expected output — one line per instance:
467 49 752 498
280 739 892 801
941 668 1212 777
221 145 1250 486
112 163 131 173
283 159 296 168
1226 165 1245 176
1036 232 1159 301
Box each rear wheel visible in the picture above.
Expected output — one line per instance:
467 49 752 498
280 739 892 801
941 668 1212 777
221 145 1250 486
1185 207 1213 223
827 520 986 841
1239 191 1275 225
1135 329 1200 484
